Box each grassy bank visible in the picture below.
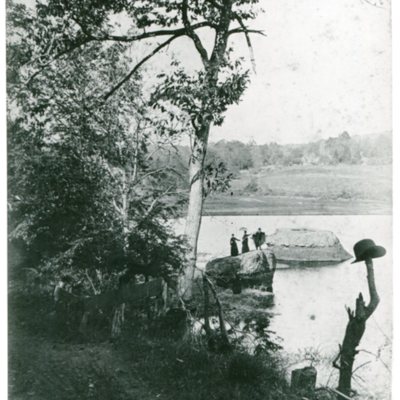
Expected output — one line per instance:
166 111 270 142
9 291 299 400
204 164 391 215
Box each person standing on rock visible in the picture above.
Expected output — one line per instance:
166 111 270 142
242 230 250 253
253 228 265 250
230 234 240 256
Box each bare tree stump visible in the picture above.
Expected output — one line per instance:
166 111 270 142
333 258 380 399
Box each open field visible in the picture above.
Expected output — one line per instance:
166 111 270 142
204 164 391 215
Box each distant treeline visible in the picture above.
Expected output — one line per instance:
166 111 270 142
152 132 391 182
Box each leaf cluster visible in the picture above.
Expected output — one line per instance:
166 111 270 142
203 161 233 198
152 59 249 129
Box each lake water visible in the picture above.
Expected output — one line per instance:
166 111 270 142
176 215 392 399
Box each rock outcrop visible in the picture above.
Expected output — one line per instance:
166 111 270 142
206 250 275 293
266 228 352 263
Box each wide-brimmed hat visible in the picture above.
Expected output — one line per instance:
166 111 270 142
351 239 386 264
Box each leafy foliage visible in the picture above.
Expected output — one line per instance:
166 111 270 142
7 1 189 294
255 131 391 167
209 139 254 172
152 56 250 129
207 132 390 171
227 352 268 383
203 161 233 198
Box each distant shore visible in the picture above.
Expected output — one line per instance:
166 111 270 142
203 195 391 216
200 164 391 216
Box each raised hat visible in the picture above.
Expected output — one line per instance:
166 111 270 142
351 239 386 264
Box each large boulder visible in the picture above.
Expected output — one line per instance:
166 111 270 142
266 228 351 263
206 250 275 292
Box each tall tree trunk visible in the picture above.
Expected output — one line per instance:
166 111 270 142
181 130 209 299
334 258 380 399
179 3 231 300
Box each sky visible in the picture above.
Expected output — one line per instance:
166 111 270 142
220 0 392 144
167 0 392 145
15 0 392 145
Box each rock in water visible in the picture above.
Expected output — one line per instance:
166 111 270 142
266 228 351 263
206 250 275 292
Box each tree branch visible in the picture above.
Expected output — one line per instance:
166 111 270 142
143 186 174 218
329 388 353 400
202 274 212 337
112 199 123 215
234 15 257 73
103 161 116 179
352 361 372 375
333 345 342 370
24 18 214 86
361 0 386 8
181 0 209 66
205 0 224 9
103 35 180 101
85 269 100 295
136 166 185 184
24 38 92 86
209 1 233 67
357 349 390 371
203 274 230 347
227 28 266 36
132 123 140 182
91 22 215 42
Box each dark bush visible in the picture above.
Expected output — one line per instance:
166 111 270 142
227 352 266 383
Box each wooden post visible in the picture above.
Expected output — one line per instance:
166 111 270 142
291 366 317 395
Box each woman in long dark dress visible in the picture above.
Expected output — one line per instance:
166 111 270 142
230 234 240 256
242 231 250 253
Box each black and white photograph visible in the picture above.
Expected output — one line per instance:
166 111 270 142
4 1 395 399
